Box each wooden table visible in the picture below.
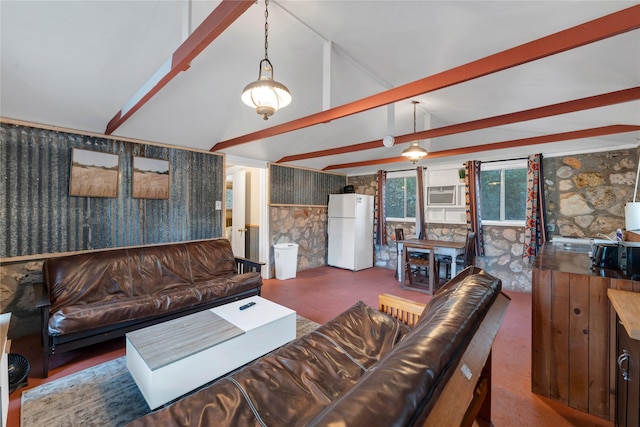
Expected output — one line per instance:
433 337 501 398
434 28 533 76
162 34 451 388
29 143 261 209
397 239 466 293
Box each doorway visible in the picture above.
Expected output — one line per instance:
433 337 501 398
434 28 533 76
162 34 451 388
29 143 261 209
225 156 269 277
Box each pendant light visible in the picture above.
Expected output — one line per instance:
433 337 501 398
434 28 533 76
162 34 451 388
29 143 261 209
402 101 428 163
241 0 291 120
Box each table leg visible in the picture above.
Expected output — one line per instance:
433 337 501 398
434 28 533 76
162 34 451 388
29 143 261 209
448 248 461 278
397 243 403 282
400 246 407 288
428 250 435 294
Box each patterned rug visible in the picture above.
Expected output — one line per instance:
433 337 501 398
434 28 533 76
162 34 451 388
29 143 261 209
21 315 319 427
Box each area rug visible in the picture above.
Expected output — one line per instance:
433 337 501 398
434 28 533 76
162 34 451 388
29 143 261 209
21 315 319 427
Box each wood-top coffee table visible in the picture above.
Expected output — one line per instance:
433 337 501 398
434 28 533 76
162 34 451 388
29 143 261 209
125 296 296 409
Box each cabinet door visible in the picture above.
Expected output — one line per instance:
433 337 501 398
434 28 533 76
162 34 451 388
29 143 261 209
616 317 640 427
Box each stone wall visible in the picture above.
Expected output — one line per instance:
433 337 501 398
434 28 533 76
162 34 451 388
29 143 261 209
476 225 531 293
376 220 418 271
269 206 328 276
0 260 43 337
346 175 377 196
544 148 639 238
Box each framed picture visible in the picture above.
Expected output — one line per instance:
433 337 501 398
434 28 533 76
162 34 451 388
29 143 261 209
132 157 170 199
69 148 120 197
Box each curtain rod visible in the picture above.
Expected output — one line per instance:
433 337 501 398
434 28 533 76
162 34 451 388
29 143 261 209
388 167 426 173
475 156 529 165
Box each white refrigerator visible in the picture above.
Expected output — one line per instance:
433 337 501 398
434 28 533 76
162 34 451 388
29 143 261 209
327 193 374 271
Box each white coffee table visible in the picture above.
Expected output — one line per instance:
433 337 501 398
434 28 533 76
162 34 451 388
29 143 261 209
126 296 296 409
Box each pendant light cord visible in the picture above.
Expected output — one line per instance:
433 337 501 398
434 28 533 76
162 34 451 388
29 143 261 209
264 0 269 61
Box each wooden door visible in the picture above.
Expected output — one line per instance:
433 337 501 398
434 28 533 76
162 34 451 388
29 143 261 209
615 317 640 427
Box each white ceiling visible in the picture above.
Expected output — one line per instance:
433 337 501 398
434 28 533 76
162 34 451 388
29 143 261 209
1 1 639 175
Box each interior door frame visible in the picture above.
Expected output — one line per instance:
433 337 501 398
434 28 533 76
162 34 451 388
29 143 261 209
225 155 270 279
231 168 246 258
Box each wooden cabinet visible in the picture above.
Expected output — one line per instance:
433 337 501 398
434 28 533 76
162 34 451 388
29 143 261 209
532 244 639 420
609 289 640 427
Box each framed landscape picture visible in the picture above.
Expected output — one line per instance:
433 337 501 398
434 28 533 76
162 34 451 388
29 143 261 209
69 148 120 197
132 157 170 199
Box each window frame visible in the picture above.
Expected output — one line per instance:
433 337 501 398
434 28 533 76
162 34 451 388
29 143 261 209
385 170 417 221
480 160 527 226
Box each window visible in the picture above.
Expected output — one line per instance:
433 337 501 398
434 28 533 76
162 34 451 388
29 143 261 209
480 161 527 224
385 171 416 220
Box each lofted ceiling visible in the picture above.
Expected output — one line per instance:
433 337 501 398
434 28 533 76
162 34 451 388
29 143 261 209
1 1 639 176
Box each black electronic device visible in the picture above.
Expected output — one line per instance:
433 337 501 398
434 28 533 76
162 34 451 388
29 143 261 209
619 242 640 277
239 301 256 311
593 243 619 269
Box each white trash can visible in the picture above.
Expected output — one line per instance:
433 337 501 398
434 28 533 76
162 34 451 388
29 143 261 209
274 243 299 280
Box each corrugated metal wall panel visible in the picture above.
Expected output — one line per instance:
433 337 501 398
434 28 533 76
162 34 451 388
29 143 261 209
0 123 224 258
269 164 346 205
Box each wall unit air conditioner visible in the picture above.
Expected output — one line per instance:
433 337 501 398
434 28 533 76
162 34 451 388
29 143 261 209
427 186 456 205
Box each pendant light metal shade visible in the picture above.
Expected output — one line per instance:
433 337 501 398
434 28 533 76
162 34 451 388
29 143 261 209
402 101 428 163
242 0 291 120
242 59 291 120
402 142 428 163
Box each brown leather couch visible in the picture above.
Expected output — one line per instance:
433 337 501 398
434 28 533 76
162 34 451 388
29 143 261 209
128 266 502 427
35 238 262 377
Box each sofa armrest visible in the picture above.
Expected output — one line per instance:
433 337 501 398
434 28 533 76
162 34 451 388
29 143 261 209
378 293 426 327
234 257 265 274
33 282 50 309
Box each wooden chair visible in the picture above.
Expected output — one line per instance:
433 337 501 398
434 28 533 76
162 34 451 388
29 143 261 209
396 227 433 279
403 244 439 294
439 232 476 279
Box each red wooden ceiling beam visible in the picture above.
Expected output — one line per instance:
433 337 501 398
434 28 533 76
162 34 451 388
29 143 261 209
278 87 640 162
212 5 640 152
105 0 253 135
322 125 640 171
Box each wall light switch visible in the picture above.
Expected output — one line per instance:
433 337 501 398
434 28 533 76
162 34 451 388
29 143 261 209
215 201 222 210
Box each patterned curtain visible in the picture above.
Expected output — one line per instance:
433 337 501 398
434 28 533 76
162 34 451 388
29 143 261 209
416 166 426 239
523 154 547 263
376 170 387 245
465 160 485 257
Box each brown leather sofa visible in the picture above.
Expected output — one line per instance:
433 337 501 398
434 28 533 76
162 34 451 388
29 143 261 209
35 238 262 377
128 266 503 427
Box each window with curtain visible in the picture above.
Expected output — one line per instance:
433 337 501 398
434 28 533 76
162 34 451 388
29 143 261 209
480 160 527 224
385 171 416 220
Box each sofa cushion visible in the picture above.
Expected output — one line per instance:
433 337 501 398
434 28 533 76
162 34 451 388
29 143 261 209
194 272 263 300
127 301 410 427
127 244 193 295
49 294 172 335
45 250 133 313
187 239 237 279
416 265 491 328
